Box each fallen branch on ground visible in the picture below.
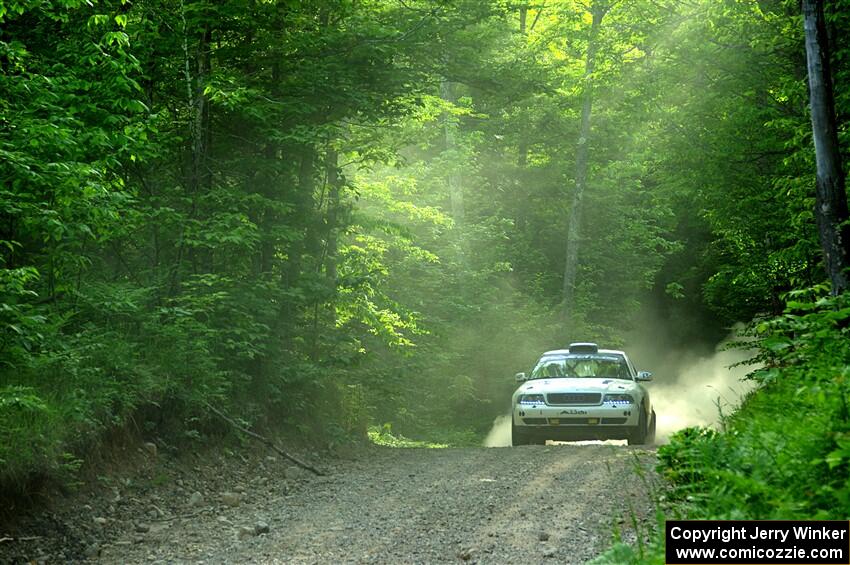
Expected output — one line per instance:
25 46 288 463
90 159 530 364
204 403 325 476
0 536 42 543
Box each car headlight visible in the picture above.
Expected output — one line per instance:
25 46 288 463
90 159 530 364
603 393 634 405
518 394 545 405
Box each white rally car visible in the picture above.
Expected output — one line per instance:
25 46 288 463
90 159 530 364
511 343 655 446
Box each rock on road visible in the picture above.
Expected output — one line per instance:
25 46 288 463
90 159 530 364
90 444 658 564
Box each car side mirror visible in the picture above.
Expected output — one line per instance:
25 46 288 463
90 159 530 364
636 371 653 381
515 372 527 382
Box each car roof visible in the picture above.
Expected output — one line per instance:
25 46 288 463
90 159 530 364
541 348 626 357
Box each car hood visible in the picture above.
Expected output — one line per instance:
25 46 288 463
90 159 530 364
515 377 637 396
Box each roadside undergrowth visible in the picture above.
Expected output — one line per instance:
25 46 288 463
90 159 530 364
592 287 850 563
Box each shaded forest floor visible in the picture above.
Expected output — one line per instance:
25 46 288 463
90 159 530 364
1 441 659 564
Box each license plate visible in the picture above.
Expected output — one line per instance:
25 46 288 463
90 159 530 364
587 418 599 425
549 418 560 425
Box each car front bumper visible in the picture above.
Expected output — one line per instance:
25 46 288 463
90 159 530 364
513 402 640 441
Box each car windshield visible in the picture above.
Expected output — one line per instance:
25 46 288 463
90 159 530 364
530 355 631 380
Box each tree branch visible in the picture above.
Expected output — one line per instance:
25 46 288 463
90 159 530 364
204 403 326 476
529 2 546 32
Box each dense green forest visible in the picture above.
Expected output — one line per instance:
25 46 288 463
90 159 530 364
2 0 850 538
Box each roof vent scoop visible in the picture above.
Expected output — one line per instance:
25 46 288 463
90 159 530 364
568 342 599 353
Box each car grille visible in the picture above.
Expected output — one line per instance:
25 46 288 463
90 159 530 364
546 393 602 405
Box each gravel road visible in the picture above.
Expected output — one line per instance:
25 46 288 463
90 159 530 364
3 444 659 564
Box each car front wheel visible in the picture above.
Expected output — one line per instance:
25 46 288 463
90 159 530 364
627 408 648 446
647 410 657 445
511 419 529 446
512 420 546 446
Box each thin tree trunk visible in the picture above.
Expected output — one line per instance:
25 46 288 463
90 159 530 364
181 1 211 196
562 3 605 321
518 4 529 169
282 146 317 289
276 146 317 348
443 81 466 265
257 58 282 277
803 0 850 294
325 148 341 288
193 25 212 273
440 80 464 225
257 146 277 275
515 5 529 234
172 0 211 295
298 147 320 262
194 27 212 195
310 147 342 361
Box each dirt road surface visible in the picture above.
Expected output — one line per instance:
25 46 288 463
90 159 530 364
3 444 659 564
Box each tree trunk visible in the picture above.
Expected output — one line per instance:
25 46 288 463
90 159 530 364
325 148 341 288
181 0 211 197
515 5 529 234
803 0 850 294
298 146 320 262
562 3 605 321
440 79 465 225
172 0 211 295
309 147 342 361
518 4 529 169
276 146 317 346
